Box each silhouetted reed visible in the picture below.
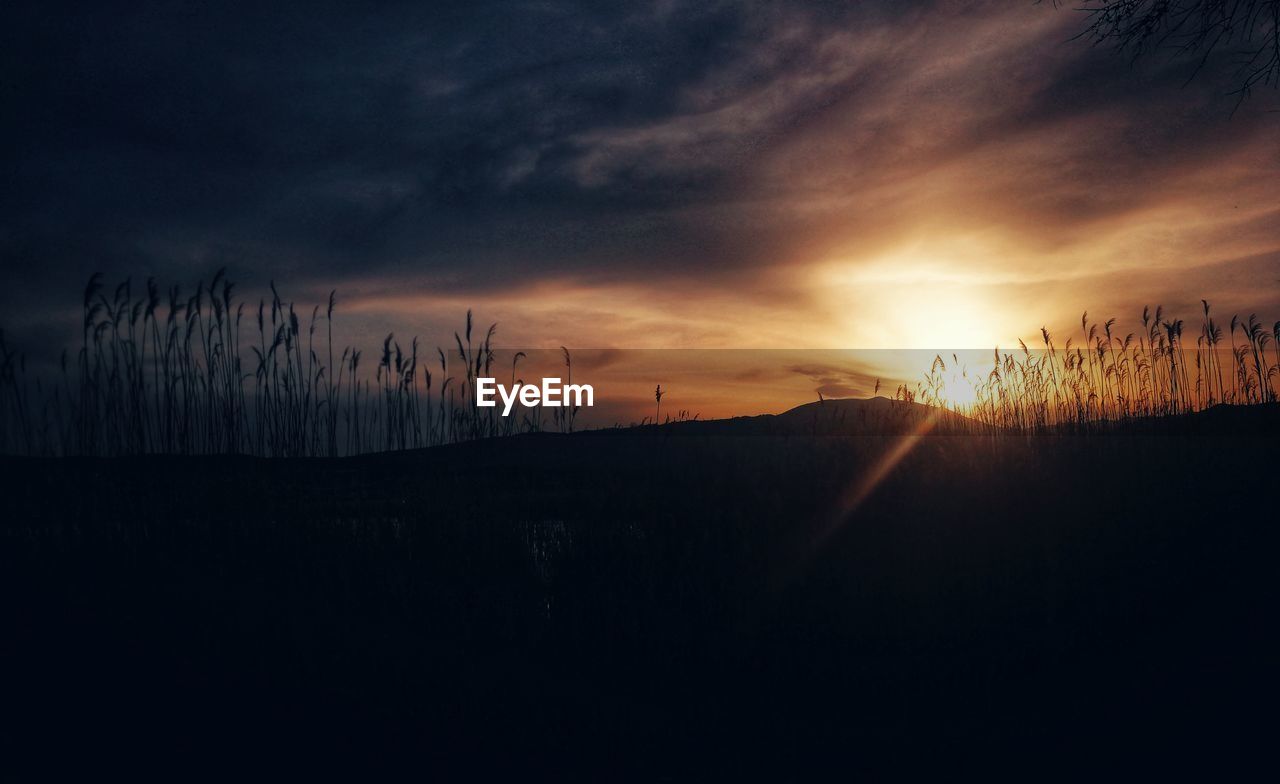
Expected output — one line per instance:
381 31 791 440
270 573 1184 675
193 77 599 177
911 302 1279 429
0 272 535 456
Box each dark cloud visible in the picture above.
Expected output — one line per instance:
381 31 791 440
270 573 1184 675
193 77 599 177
787 362 878 398
0 4 761 285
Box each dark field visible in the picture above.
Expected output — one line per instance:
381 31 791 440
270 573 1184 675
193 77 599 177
3 406 1278 777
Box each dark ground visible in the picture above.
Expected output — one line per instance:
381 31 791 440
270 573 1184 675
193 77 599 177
2 404 1278 778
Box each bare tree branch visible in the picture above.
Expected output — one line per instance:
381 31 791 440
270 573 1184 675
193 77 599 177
1050 1 1280 100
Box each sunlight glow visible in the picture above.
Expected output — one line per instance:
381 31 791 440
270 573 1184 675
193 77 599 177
813 244 1024 357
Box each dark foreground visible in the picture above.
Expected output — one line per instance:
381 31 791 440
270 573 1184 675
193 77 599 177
3 409 1278 777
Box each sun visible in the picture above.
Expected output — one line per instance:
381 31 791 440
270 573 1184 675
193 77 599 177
938 370 980 409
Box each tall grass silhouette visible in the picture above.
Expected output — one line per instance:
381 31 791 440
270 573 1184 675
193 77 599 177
0 272 555 456
911 303 1279 428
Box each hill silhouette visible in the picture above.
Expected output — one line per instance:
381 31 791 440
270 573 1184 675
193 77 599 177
601 395 981 437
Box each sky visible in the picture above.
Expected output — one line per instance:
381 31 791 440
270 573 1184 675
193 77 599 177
2 1 1278 418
